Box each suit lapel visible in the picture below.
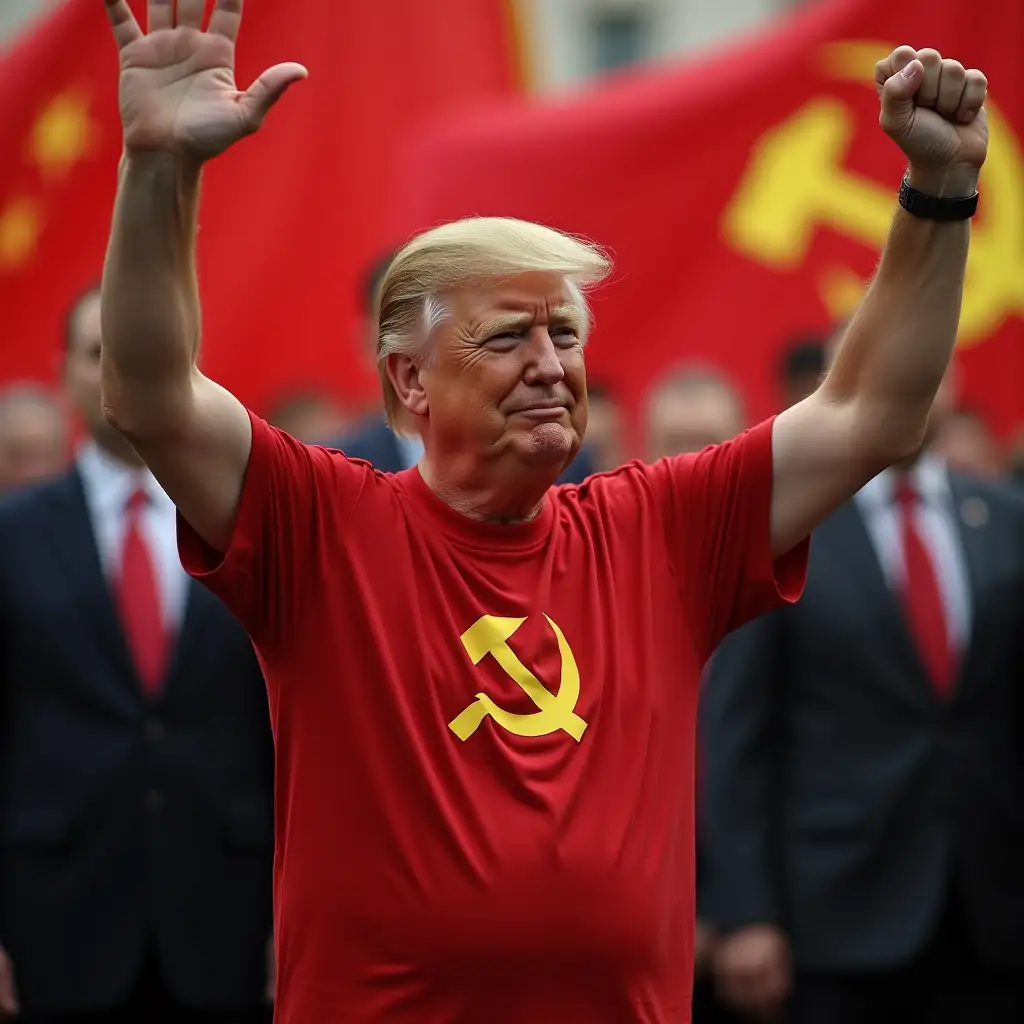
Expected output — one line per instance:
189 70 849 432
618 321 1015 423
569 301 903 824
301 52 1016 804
160 580 213 702
42 470 143 706
825 501 935 703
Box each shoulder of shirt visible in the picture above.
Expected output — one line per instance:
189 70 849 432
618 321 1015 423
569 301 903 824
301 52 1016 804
550 458 666 508
297 436 409 492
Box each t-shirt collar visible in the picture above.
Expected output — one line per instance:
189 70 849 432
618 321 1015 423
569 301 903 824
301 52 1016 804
396 465 555 553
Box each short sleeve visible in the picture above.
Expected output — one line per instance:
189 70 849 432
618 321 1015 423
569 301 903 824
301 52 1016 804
648 416 808 661
177 410 372 642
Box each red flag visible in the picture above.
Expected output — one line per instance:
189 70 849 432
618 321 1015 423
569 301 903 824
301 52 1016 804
386 0 1024 441
0 0 520 412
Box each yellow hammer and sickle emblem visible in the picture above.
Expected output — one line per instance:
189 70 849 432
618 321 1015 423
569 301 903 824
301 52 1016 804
723 41 1024 343
448 614 588 742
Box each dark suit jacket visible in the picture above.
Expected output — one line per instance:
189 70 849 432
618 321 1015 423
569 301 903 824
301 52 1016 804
0 470 274 1012
331 415 595 482
700 473 1024 973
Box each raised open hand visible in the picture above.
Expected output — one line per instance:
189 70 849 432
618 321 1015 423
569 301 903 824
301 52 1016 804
876 47 988 178
104 0 307 160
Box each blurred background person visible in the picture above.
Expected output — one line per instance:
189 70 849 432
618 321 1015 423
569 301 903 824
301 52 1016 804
933 405 1004 480
0 286 275 1022
582 381 627 471
0 382 66 494
265 387 352 443
1008 427 1024 486
777 337 827 410
701 363 1024 1023
644 364 745 460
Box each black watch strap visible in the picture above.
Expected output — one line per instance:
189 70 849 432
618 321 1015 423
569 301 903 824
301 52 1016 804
898 174 979 221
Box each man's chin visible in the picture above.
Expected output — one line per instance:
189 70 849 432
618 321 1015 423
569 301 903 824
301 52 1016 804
512 422 577 466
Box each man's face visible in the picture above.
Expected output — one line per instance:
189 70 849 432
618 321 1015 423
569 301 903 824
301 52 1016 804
62 293 117 444
934 413 1001 479
412 273 587 475
0 401 65 490
645 385 741 461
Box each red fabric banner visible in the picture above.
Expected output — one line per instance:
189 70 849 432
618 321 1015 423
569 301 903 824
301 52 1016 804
386 0 1024 438
0 0 519 412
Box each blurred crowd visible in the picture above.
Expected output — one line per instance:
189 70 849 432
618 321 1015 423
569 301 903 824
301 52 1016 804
1 262 1023 1023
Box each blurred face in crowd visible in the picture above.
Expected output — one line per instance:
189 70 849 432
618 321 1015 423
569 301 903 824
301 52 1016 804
645 378 743 461
270 393 351 442
0 393 66 491
584 391 626 472
933 410 1002 479
404 273 587 507
63 290 136 458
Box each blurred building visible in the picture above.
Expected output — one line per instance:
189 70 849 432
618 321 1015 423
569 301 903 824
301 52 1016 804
3 0 806 79
0 0 55 44
520 0 802 90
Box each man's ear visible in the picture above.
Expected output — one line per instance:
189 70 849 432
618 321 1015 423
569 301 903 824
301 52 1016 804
386 353 429 417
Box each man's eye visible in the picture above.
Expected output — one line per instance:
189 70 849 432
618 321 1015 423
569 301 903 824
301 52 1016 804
552 327 579 342
485 332 521 345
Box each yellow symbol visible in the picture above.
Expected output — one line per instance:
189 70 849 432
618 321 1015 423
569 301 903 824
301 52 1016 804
0 198 43 268
29 90 96 180
448 614 588 742
723 40 1024 345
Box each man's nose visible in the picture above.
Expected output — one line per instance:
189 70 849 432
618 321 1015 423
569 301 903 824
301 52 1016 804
522 329 565 386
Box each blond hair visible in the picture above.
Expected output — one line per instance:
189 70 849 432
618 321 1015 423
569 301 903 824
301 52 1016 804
376 217 612 434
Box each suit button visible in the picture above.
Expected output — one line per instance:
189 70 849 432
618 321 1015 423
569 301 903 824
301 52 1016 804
145 720 164 743
145 789 165 813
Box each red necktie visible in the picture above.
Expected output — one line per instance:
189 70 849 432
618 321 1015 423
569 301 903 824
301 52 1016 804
894 478 953 696
116 488 168 695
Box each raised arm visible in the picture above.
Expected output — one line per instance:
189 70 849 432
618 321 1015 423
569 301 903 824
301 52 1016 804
769 46 988 558
100 0 306 551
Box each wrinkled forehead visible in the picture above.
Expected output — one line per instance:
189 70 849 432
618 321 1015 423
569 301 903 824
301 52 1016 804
445 272 583 329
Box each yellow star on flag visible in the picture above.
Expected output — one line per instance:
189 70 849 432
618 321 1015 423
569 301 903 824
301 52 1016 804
0 198 43 269
28 89 96 181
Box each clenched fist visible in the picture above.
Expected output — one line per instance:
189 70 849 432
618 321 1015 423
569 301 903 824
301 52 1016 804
876 46 988 195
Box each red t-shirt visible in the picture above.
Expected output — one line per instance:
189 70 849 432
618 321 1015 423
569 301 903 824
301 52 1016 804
178 412 807 1023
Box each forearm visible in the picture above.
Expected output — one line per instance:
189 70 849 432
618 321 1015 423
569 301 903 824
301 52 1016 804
823 165 977 455
100 151 204 437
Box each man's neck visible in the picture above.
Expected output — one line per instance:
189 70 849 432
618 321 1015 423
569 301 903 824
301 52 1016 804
418 456 556 523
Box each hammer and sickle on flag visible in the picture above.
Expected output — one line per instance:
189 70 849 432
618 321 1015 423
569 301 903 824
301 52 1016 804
448 614 588 742
724 41 1024 342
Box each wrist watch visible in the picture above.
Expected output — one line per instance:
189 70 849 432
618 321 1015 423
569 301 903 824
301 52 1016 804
898 174 979 221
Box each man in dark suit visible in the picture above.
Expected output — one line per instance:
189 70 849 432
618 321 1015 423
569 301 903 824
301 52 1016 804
329 253 595 480
701 370 1024 1023
0 287 274 1023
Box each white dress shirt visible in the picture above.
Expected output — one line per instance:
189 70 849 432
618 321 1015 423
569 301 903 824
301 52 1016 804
76 441 189 630
853 454 971 654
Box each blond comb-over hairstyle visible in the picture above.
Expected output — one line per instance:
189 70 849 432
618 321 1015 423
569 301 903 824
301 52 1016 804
376 217 613 435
